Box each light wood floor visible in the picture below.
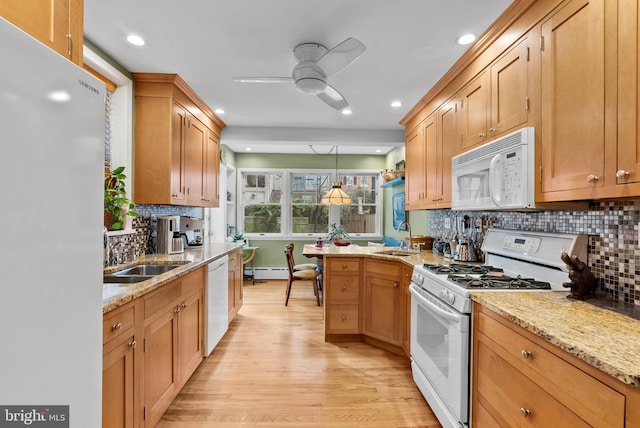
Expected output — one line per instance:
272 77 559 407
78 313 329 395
158 280 441 427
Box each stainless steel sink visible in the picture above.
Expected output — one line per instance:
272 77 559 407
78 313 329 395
111 264 184 276
103 275 153 284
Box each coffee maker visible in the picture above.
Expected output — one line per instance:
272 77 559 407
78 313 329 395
157 216 184 254
179 216 204 247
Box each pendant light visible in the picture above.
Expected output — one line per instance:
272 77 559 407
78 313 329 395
322 145 352 205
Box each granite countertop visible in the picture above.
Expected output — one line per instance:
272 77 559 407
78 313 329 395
102 242 243 313
472 291 640 387
318 245 444 267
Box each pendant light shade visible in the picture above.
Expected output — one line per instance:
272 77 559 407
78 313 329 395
322 146 351 205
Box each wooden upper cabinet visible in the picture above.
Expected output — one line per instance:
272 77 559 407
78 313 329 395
0 0 82 65
617 0 640 187
459 71 489 151
132 74 225 208
489 34 531 138
404 124 425 208
540 0 606 195
423 113 439 205
436 98 457 207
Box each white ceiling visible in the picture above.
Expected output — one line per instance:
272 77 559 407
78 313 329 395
84 0 512 154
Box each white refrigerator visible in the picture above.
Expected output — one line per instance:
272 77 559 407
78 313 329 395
0 18 104 427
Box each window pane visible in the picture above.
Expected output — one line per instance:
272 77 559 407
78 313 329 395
291 173 331 233
243 205 281 233
340 205 377 233
242 172 283 233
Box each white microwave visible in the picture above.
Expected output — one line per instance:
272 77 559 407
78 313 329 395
451 127 536 210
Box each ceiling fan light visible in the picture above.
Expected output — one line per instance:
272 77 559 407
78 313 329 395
322 182 352 205
295 77 327 94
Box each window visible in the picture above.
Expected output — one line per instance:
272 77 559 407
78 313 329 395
239 168 382 238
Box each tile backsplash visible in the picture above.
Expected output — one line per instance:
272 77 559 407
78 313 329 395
428 200 640 306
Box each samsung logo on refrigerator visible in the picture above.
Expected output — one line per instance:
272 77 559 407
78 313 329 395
77 79 100 95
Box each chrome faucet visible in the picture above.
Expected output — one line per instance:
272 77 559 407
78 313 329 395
397 220 412 251
109 240 126 266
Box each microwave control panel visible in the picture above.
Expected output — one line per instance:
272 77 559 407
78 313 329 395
500 148 523 204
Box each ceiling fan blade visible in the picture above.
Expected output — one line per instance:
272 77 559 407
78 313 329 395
315 37 366 77
317 84 348 110
232 77 293 83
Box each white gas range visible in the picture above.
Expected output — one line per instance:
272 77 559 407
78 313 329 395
409 228 587 428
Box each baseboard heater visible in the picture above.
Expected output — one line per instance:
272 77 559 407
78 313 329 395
252 267 288 280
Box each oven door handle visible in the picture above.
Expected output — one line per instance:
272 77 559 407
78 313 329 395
410 285 462 323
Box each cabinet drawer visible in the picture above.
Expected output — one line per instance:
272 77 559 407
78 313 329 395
181 268 204 296
478 310 625 427
103 304 135 345
327 275 359 302
145 281 180 319
476 341 589 427
327 304 359 332
327 259 360 273
365 260 401 277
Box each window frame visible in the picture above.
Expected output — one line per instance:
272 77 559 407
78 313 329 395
237 167 383 240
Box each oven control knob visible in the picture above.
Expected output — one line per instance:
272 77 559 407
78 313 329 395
439 289 455 305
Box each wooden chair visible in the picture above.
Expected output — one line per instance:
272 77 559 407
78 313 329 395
284 244 321 306
289 242 317 271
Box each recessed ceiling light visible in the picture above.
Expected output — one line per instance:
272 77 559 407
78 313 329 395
214 108 225 115
126 34 145 46
341 109 352 115
245 147 252 151
391 101 402 108
456 34 476 45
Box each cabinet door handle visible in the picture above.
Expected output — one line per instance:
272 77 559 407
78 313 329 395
479 133 486 139
341 285 347 292
586 174 599 183
616 170 630 179
112 322 122 331
521 349 532 359
393 281 399 288
174 306 181 314
342 264 348 269
341 314 347 321
181 302 188 308
520 408 531 417
129 340 137 349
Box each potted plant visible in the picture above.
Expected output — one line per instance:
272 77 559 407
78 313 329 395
327 223 351 246
232 231 246 245
104 166 138 230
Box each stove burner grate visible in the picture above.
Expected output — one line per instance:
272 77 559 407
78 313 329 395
447 274 552 290
423 263 503 275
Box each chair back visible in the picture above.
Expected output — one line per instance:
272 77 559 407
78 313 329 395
284 244 295 280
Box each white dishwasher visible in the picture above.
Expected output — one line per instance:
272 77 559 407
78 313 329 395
205 255 229 356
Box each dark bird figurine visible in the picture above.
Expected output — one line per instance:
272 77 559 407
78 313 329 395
561 252 597 300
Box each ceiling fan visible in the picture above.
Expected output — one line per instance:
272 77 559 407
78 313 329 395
233 37 366 110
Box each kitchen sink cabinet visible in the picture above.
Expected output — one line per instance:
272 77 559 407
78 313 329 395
0 0 82 65
363 259 403 346
324 258 362 336
142 268 204 427
228 248 243 323
472 304 639 427
103 301 140 428
132 73 225 208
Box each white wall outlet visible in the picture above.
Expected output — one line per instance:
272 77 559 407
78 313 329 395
445 218 451 229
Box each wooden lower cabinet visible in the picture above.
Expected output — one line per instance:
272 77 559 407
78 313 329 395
103 302 139 428
228 248 243 323
103 267 205 428
324 256 410 357
363 259 403 346
472 304 639 427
